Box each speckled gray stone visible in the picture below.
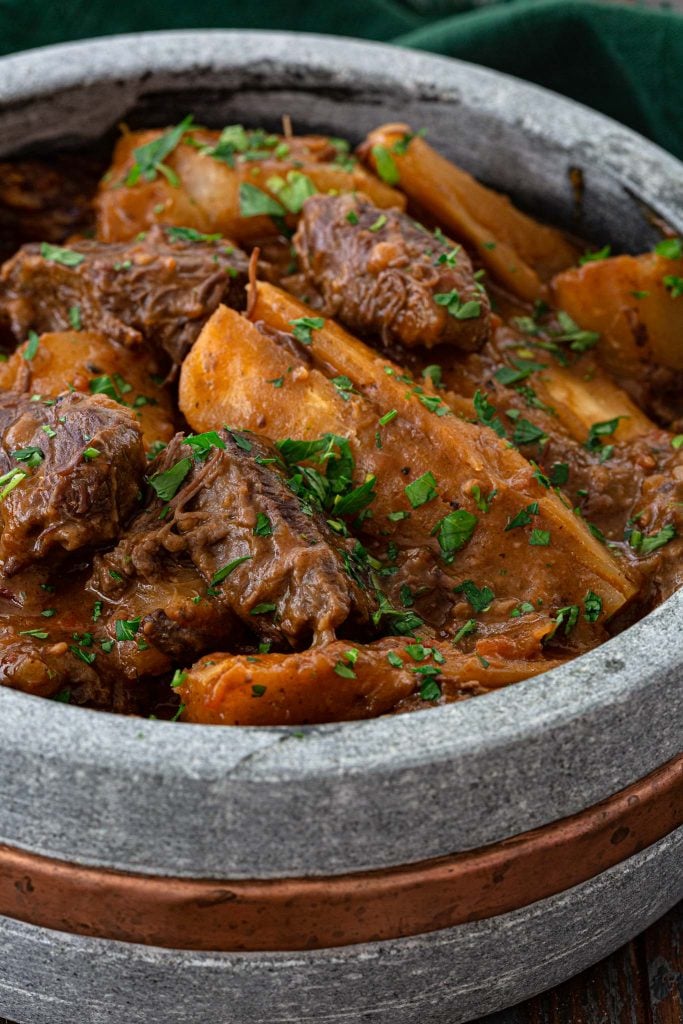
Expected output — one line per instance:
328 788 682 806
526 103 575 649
0 28 681 1024
0 828 679 1024
0 31 680 880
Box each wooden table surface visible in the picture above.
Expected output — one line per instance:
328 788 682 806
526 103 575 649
0 902 679 1024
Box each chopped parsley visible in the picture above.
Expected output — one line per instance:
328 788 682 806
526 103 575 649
404 471 438 508
251 602 277 615
434 289 481 320
185 431 226 460
125 115 194 187
334 658 356 679
654 237 683 259
39 242 85 267
473 390 506 438
627 522 676 556
265 171 316 214
369 214 387 233
585 417 624 460
68 305 82 330
454 580 494 612
584 591 603 622
289 316 325 346
387 650 404 668
378 409 398 426
115 617 141 642
165 226 222 243
550 462 569 487
505 502 538 531
171 669 188 689
552 605 579 636
253 513 273 537
663 275 683 298
470 485 496 513
148 457 192 501
23 331 40 361
529 528 550 546
453 618 478 643
579 245 611 265
238 182 286 218
431 509 477 561
211 555 252 585
83 447 100 460
12 446 44 468
19 628 49 640
371 145 399 185
331 375 357 401
251 684 267 698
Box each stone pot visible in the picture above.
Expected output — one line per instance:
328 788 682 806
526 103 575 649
0 29 680 1024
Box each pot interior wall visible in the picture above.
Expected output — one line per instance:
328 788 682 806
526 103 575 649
0 66 670 255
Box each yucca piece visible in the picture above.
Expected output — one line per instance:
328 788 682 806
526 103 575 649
96 125 405 244
551 250 683 374
360 123 580 301
178 637 563 726
0 330 175 449
180 285 638 625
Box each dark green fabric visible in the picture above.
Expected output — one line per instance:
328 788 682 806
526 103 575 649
1 0 681 159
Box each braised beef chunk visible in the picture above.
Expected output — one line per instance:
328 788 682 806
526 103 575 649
293 193 491 351
0 391 145 575
0 225 249 364
90 428 377 652
0 157 100 264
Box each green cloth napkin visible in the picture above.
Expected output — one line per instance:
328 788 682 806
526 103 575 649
1 0 681 159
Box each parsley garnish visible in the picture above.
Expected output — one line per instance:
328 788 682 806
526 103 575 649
470 485 496 513
434 289 481 320
289 316 325 346
266 171 316 214
584 591 602 622
253 513 273 537
148 457 192 501
453 619 477 643
552 605 579 636
12 446 43 468
473 390 506 438
165 226 222 244
505 502 538 531
115 617 141 642
125 115 194 187
371 145 399 185
579 245 611 265
454 580 494 612
529 528 550 546
211 555 252 585
654 238 683 259
251 602 277 615
431 509 477 560
39 242 85 267
23 331 40 361
238 182 286 218
68 305 82 330
404 471 438 508
663 275 683 298
627 523 676 556
369 214 387 233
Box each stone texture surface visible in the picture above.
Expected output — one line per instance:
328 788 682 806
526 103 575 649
0 828 679 1024
0 32 679 884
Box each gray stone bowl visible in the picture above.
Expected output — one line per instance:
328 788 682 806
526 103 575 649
0 29 680 1024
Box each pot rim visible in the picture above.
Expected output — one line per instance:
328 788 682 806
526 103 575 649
0 29 681 878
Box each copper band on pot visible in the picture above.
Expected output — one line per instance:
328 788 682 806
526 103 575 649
1 753 681 952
